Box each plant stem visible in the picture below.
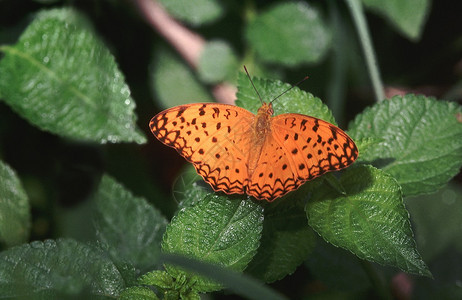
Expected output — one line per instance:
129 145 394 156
327 0 347 124
345 0 385 102
134 0 236 104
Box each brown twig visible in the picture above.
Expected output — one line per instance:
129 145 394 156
134 0 237 104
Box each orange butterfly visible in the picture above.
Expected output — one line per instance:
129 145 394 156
150 81 358 202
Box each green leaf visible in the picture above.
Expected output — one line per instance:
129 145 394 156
353 137 383 159
406 183 462 260
94 175 168 270
138 270 174 289
235 72 337 125
246 199 316 283
119 286 159 300
172 165 211 210
180 289 201 300
0 8 146 144
246 2 331 66
362 0 431 40
158 0 224 26
150 46 212 108
306 165 431 276
198 40 239 84
162 194 264 292
0 239 125 298
348 94 462 196
0 160 30 247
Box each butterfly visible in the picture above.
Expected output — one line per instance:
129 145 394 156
150 79 358 202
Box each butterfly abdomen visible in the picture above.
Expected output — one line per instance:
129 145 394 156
247 104 274 178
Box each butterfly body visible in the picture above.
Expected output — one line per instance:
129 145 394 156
150 102 358 201
248 102 273 176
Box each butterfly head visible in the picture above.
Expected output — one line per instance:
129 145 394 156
257 102 274 117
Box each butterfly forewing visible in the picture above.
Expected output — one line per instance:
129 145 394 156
149 103 256 195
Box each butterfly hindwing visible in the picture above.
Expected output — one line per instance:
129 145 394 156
246 113 358 201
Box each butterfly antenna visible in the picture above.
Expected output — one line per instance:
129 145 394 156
269 75 309 104
244 66 264 104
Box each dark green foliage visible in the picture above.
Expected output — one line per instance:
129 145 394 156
0 1 460 299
